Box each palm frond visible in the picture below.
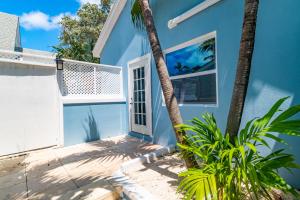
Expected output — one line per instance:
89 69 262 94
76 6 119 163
130 0 145 30
177 97 300 200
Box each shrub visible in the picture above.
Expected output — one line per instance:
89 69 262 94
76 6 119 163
177 97 300 200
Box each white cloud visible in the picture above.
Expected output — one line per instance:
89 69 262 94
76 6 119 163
77 0 100 5
20 11 76 31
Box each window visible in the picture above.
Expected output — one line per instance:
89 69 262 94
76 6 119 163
164 32 217 105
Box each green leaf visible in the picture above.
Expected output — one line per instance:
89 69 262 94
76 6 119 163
273 104 300 123
130 0 144 30
260 97 289 122
262 133 287 145
245 142 257 152
239 145 246 166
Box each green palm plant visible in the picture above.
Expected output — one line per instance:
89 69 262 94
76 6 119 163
177 97 300 200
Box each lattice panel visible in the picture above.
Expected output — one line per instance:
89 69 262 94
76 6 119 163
61 60 122 97
96 68 121 95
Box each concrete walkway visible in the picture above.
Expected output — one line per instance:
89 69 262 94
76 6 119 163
0 136 161 200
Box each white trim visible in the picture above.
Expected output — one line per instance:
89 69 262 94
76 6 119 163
127 54 151 66
168 0 222 29
0 58 55 68
56 71 64 147
162 31 218 107
170 69 216 80
0 49 55 60
62 96 126 104
62 58 122 69
164 31 216 54
127 54 152 136
92 0 127 58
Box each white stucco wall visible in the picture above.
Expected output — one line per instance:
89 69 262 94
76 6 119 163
0 61 60 156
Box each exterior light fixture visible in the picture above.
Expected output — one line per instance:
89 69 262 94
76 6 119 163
56 58 64 70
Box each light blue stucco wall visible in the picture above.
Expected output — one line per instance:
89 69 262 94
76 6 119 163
100 0 300 187
63 102 127 146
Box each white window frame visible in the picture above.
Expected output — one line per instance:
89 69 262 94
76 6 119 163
162 31 218 107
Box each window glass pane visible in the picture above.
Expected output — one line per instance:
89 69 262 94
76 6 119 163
171 73 216 104
166 38 216 77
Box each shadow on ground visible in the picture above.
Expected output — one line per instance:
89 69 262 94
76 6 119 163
124 153 185 200
0 136 160 200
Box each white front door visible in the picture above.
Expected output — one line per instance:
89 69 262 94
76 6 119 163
128 55 152 135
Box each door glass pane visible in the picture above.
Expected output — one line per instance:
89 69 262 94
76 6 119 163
141 91 145 101
141 67 144 77
134 91 138 101
132 66 147 126
137 68 141 79
139 103 143 113
134 103 138 113
141 79 144 89
139 114 142 125
134 69 137 79
135 114 138 124
134 80 137 90
142 103 146 113
138 79 141 90
143 115 146 126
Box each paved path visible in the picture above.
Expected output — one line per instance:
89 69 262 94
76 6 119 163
0 136 161 200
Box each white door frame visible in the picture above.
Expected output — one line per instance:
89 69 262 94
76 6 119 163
127 54 152 135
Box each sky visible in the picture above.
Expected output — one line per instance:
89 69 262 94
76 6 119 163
0 0 100 52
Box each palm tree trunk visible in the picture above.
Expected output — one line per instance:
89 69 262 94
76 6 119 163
138 0 196 168
226 0 259 140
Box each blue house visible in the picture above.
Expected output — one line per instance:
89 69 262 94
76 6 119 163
63 0 300 187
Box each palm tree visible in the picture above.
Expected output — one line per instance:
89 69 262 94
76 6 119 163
131 0 196 168
226 0 259 140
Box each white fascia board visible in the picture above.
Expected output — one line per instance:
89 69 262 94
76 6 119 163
92 0 127 58
0 58 55 68
168 0 222 29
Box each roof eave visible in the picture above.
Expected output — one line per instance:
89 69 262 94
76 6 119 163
93 0 127 58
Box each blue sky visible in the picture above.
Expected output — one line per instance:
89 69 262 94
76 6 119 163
0 0 99 52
